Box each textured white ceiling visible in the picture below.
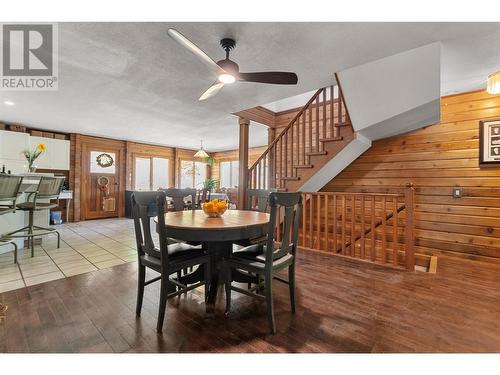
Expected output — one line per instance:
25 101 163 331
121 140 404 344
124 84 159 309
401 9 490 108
0 22 499 151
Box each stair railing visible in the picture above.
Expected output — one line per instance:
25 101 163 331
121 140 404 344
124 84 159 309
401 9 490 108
299 185 415 271
248 84 350 190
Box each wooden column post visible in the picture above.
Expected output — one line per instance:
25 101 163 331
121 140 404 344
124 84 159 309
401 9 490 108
267 127 276 189
238 117 250 209
404 183 415 271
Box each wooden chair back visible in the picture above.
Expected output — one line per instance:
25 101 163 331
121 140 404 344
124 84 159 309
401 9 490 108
131 191 170 268
265 192 302 264
160 188 196 211
247 188 276 212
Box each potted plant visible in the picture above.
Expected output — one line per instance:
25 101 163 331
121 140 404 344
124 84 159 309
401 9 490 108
22 142 47 173
203 178 218 192
203 156 217 167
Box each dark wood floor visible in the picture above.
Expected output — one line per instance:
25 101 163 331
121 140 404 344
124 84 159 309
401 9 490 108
1 249 500 353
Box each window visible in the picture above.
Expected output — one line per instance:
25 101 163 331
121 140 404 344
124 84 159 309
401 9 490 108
90 151 116 174
134 156 170 190
179 160 207 188
152 158 169 190
220 160 239 188
134 158 151 190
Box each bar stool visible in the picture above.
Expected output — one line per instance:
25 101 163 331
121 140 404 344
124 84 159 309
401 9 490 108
0 175 23 263
5 176 64 257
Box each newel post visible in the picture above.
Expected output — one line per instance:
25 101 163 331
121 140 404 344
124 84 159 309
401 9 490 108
404 183 415 271
267 127 276 189
238 117 250 209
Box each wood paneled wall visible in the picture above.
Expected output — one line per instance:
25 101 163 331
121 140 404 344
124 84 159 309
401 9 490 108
322 89 500 264
211 146 267 183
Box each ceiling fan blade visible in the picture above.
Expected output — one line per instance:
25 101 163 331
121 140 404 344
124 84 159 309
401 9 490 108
199 81 224 101
167 28 224 74
238 72 298 85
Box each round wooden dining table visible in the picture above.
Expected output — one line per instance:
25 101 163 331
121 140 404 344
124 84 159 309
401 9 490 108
155 209 270 313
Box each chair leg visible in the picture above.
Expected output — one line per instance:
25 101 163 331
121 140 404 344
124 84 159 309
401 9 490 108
28 211 34 257
136 264 146 316
157 276 169 333
265 274 276 334
203 262 210 303
289 265 296 313
13 241 18 264
176 271 182 291
224 266 232 317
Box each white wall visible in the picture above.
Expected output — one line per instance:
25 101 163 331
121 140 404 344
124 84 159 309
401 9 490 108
338 42 441 133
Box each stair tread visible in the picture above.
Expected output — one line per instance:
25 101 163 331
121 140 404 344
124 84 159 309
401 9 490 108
319 136 343 142
335 122 351 127
281 176 300 181
306 150 327 156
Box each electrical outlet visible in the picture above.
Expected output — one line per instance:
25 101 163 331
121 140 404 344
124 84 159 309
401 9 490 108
453 188 463 198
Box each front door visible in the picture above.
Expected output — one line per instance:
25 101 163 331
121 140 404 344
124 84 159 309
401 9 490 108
83 146 122 219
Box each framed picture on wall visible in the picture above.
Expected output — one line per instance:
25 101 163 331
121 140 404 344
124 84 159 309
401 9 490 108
479 118 500 166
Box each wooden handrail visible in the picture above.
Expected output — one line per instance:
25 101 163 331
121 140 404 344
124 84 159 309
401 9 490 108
249 88 324 171
340 203 406 252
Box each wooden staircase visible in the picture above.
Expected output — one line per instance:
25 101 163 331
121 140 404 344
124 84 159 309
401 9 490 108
248 83 354 192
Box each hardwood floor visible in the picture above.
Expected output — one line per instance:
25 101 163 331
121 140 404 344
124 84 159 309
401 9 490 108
1 243 500 352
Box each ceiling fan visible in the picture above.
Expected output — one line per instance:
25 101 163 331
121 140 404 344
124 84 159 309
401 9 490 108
167 28 298 101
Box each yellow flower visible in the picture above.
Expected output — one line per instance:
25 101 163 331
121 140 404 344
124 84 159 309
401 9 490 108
36 143 47 152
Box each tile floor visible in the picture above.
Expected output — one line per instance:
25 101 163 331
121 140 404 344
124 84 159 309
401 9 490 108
0 218 138 293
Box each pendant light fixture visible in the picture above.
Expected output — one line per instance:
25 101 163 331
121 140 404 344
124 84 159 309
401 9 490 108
194 140 209 158
487 71 500 95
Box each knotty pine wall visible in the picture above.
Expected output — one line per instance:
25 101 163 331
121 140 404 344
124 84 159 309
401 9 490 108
211 146 267 183
322 89 500 264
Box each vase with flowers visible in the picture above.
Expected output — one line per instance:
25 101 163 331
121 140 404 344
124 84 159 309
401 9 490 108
22 143 47 173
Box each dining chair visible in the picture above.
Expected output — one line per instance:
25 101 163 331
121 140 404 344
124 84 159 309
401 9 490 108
234 188 277 262
246 188 276 212
0 175 23 263
222 191 302 334
5 176 64 257
197 188 211 208
160 188 196 211
132 190 211 333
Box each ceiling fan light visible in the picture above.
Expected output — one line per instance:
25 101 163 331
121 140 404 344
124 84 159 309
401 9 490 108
487 71 500 95
218 73 235 84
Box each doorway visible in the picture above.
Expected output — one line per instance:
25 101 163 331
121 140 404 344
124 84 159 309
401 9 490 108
81 140 125 220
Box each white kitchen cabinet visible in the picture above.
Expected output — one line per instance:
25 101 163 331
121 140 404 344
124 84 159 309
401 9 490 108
0 131 70 170
51 138 70 170
29 136 52 169
28 137 70 170
0 130 30 161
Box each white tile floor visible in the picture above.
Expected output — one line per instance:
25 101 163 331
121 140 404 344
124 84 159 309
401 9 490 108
0 218 138 293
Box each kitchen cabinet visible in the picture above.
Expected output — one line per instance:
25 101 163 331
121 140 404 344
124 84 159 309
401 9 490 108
0 130 30 161
0 131 70 171
51 138 70 170
29 137 70 170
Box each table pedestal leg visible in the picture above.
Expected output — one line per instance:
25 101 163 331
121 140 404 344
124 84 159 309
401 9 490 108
204 241 232 316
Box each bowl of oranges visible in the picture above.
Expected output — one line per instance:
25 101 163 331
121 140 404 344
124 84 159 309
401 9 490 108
202 198 228 218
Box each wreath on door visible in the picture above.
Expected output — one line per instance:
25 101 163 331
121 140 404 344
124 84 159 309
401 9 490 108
96 153 114 168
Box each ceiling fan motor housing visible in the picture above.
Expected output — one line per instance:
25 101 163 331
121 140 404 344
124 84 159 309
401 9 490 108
220 38 236 52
